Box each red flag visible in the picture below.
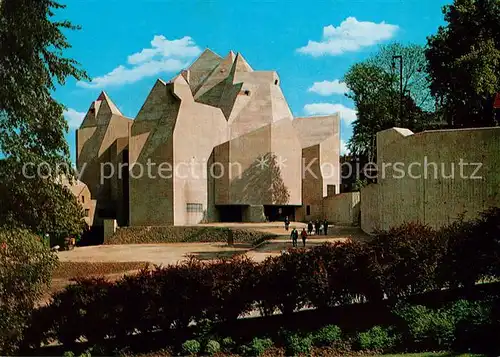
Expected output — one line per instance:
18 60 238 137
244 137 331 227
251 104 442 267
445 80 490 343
494 93 500 109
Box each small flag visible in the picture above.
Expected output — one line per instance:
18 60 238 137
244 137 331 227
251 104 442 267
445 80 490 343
494 93 500 109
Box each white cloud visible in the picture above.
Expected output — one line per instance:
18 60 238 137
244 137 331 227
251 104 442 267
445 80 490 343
308 79 348 96
303 103 357 124
77 35 201 89
64 108 85 129
128 36 201 64
297 17 399 57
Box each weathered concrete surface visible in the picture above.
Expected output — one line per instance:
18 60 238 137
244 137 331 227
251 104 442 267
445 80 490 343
361 127 500 233
76 93 133 226
77 50 341 227
294 115 341 221
323 192 360 226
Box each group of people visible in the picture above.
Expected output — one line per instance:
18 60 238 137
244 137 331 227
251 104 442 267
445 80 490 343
307 219 329 236
288 218 330 248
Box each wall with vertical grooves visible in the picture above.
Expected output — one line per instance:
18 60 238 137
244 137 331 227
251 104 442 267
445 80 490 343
361 127 500 233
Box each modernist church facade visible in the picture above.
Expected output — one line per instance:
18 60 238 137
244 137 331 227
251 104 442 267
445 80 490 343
76 49 340 226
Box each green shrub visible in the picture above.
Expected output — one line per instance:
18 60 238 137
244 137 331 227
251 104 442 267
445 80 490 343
285 334 313 356
205 340 220 355
450 299 493 352
393 300 490 351
312 325 342 347
395 304 455 349
105 226 275 246
0 229 58 355
221 337 236 353
62 352 75 357
240 337 273 356
193 318 215 345
79 350 92 357
182 339 201 355
356 326 396 351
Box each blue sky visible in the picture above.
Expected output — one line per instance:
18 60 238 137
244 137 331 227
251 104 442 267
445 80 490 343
58 0 450 162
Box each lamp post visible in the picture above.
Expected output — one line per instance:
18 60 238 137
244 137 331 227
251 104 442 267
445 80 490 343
392 55 403 126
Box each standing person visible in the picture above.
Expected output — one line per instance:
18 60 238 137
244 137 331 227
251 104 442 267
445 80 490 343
301 228 308 247
290 227 298 247
323 219 329 236
315 220 320 235
307 221 313 235
284 216 290 231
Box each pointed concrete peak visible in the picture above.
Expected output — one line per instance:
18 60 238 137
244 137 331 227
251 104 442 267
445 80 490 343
189 48 222 67
227 50 236 61
201 48 222 59
156 78 167 86
233 52 253 72
188 48 223 73
96 91 123 116
96 91 107 101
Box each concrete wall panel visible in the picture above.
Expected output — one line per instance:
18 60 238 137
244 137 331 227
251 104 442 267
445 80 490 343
362 127 500 233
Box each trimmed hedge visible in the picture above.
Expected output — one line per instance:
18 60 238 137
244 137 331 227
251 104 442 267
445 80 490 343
105 226 275 246
23 208 500 353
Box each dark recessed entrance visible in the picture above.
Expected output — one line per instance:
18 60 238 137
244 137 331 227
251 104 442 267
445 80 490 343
264 206 296 222
217 205 244 222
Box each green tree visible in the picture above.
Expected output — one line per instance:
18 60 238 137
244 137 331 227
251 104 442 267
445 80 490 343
0 229 59 354
0 0 88 166
0 0 88 234
0 159 86 237
344 43 436 161
369 43 434 112
426 0 500 128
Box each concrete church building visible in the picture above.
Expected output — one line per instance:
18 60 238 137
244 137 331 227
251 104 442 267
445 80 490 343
76 49 341 227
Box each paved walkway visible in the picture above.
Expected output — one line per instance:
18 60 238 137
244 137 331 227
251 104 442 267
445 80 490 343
58 225 368 265
57 242 249 266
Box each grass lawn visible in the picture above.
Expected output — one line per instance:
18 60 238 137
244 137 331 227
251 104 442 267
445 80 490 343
379 353 485 357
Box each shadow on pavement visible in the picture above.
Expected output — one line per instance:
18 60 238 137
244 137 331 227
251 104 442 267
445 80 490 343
187 250 246 261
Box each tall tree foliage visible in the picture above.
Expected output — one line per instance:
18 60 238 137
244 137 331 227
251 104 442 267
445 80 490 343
0 0 88 165
0 0 88 234
426 0 500 128
0 159 86 236
344 43 435 161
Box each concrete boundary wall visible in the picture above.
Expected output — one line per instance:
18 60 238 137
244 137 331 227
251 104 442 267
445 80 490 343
323 192 360 226
361 127 500 233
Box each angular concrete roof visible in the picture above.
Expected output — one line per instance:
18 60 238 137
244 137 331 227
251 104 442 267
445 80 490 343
292 114 340 149
194 51 236 100
186 48 222 93
80 91 129 128
97 91 123 116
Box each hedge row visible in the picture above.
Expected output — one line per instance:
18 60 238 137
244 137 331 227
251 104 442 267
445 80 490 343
105 226 275 246
176 300 499 356
23 208 500 351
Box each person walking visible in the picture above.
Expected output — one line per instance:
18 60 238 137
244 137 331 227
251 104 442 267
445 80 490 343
307 221 313 235
301 228 308 247
290 227 298 248
323 219 329 235
314 220 320 235
284 216 290 231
